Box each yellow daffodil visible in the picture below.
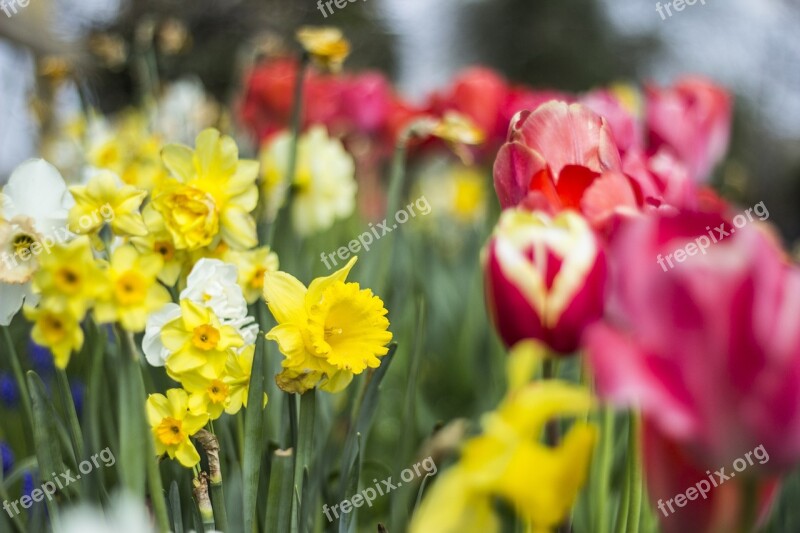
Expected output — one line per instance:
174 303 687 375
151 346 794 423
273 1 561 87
88 112 169 191
130 205 187 286
184 345 264 419
94 245 172 332
410 341 596 533
156 128 259 251
33 237 106 320
263 256 392 393
146 388 209 468
296 26 350 72
161 299 245 381
68 171 148 237
225 246 280 304
23 305 84 368
260 126 356 236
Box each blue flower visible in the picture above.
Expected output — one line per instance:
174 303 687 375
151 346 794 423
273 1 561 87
28 340 55 377
1 441 13 476
0 373 18 407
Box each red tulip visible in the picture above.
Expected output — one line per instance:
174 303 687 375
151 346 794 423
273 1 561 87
483 208 606 354
645 77 733 183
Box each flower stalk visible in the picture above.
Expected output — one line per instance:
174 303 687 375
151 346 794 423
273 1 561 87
196 429 229 533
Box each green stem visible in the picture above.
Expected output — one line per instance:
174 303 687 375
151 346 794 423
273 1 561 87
267 56 308 248
265 449 294 533
593 407 615 533
364 138 409 292
2 326 33 446
243 337 267 533
626 412 643 533
291 390 316 533
55 367 84 465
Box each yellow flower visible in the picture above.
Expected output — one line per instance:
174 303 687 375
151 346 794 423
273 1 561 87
146 388 209 468
34 237 106 320
88 112 169 191
430 112 486 146
130 205 187 286
94 245 172 332
24 305 84 368
410 341 596 533
225 246 280 304
157 128 259 250
263 256 392 393
260 126 356 236
68 171 148 237
161 299 245 381
184 345 265 419
296 26 350 72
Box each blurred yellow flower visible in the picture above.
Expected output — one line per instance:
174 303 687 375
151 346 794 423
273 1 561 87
157 128 259 250
94 245 171 332
87 112 169 191
161 299 245 381
296 26 350 72
430 112 486 146
260 126 356 236
68 171 148 237
24 305 84 368
146 388 209 468
225 246 280 304
263 256 392 393
34 237 106 320
410 341 596 533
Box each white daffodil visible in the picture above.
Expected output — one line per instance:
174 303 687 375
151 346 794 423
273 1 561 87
0 159 73 325
142 259 258 366
56 491 156 533
260 126 356 236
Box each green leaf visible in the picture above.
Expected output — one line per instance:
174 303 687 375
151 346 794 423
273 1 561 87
265 449 293 533
339 344 397 502
243 336 267 533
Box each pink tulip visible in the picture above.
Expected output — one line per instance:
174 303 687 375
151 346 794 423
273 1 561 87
483 208 606 354
586 210 800 530
493 101 646 229
645 77 733 183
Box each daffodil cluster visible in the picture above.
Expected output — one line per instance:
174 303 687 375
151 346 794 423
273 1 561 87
143 259 264 467
263 256 393 393
410 341 597 533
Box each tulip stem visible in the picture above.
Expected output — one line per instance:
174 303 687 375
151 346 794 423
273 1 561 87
626 412 643 533
267 55 308 248
741 478 758 533
542 358 561 446
593 406 615 533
